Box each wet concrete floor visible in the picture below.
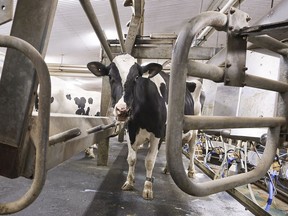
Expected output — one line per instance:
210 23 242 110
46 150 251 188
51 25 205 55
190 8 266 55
0 138 253 216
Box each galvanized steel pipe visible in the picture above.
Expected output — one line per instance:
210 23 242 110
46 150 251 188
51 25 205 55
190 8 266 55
187 60 224 82
80 0 114 61
183 116 286 130
0 35 51 214
248 35 288 57
245 73 288 93
109 0 126 53
49 128 81 146
187 59 288 92
166 11 282 197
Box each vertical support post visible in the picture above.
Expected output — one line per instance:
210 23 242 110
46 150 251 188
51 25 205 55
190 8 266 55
0 0 58 178
97 137 109 166
97 56 111 166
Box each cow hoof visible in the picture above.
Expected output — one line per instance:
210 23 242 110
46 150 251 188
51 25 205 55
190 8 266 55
84 149 95 158
188 170 196 178
162 167 170 175
142 190 153 200
142 181 153 200
121 181 134 191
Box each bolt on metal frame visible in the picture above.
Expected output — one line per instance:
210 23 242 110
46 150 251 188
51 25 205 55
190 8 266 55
166 8 288 197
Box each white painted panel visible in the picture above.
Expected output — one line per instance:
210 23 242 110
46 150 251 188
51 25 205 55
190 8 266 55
237 50 280 117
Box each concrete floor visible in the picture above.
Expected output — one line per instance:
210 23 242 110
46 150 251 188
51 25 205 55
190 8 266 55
0 138 254 216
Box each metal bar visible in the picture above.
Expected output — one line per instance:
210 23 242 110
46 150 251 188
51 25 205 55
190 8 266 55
245 74 288 93
166 11 282 197
188 52 288 94
87 121 116 134
46 115 115 170
183 116 286 130
49 128 81 146
0 35 51 214
109 0 126 53
107 44 221 60
187 60 224 81
239 20 288 37
80 0 114 61
188 57 288 92
248 35 288 57
124 0 144 54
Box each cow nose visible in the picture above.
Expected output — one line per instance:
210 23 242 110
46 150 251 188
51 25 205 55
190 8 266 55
115 106 130 121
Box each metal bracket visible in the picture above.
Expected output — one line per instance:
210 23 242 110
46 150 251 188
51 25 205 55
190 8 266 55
0 0 13 25
224 7 250 87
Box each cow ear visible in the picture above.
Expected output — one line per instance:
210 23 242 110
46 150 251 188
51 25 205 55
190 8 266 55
87 62 109 77
142 63 162 78
186 82 196 93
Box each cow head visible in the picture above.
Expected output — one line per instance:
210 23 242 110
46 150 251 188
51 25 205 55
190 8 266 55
87 54 162 121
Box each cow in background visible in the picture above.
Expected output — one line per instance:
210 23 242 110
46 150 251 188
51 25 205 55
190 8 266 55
87 54 202 200
34 76 101 158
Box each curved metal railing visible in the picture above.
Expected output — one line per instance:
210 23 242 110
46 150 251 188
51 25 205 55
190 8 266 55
0 35 51 214
166 10 285 196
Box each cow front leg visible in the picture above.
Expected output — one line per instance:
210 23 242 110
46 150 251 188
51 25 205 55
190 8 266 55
187 130 198 178
143 136 159 200
122 136 137 191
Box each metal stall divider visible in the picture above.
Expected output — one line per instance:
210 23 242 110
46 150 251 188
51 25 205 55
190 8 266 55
166 7 287 200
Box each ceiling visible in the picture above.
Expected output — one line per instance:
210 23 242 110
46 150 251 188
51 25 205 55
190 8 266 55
0 0 285 91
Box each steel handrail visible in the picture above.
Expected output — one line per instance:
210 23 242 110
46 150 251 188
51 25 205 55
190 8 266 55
0 35 51 214
166 11 283 196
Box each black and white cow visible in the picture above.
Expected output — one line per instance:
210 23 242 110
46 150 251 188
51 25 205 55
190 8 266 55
34 77 101 158
87 54 202 199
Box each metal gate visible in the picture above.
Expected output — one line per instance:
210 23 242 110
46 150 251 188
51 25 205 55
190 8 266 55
166 8 288 197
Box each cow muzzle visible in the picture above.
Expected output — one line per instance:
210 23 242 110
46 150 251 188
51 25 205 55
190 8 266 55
115 107 130 122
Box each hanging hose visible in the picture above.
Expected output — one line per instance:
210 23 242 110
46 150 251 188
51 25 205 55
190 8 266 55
214 136 227 179
244 142 260 206
253 143 279 212
265 172 276 211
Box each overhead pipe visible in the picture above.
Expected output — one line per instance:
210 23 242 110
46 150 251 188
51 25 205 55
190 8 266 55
166 11 282 197
0 35 51 214
109 0 126 53
80 0 114 61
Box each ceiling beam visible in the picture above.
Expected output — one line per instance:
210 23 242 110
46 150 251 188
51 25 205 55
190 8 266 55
124 0 145 54
109 0 126 53
80 0 114 61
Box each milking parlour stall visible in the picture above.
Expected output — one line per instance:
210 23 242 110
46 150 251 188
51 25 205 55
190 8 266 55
0 0 288 216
